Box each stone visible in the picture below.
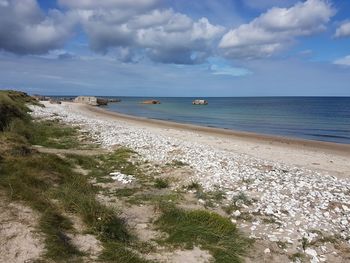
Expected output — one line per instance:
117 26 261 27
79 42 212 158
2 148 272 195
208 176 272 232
232 210 241 217
264 248 270 254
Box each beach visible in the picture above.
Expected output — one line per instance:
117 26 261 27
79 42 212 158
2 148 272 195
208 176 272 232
30 101 350 261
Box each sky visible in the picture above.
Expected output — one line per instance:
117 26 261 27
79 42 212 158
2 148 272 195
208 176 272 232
0 0 350 96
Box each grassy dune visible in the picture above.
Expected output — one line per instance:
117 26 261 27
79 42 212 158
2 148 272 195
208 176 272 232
0 91 250 262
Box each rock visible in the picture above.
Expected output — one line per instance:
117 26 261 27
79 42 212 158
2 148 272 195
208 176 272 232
264 248 270 254
141 100 161 104
232 210 241 217
198 199 205 205
110 172 134 184
305 248 319 263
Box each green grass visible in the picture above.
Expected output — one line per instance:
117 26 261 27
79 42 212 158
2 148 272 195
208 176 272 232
0 91 31 131
195 187 226 208
97 148 139 176
114 188 141 197
186 181 201 190
0 92 149 261
53 171 130 242
99 242 151 263
154 178 169 189
155 205 251 263
0 153 82 261
28 120 80 149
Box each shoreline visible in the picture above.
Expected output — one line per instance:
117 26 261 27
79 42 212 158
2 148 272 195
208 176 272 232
68 102 350 179
84 103 350 154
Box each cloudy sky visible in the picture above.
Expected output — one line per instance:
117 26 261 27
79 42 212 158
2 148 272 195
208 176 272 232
0 0 350 96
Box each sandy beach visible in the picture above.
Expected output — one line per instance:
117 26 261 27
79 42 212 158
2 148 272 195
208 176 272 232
81 103 350 179
30 101 350 262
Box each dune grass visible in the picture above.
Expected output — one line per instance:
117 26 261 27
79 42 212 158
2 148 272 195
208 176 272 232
155 204 252 263
0 153 82 261
0 91 150 261
154 178 169 189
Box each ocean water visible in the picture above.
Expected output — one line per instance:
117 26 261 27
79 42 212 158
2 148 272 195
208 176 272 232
103 97 350 144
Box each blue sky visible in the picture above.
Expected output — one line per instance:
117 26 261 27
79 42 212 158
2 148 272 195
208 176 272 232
0 0 350 96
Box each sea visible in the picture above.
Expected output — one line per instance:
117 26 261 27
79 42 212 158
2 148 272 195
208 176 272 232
101 97 350 144
54 96 350 144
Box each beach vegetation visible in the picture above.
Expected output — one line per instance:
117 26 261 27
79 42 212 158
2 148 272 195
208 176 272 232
127 192 182 205
155 204 252 263
114 187 141 197
186 181 201 190
194 186 226 208
0 152 83 261
154 178 169 189
0 91 151 261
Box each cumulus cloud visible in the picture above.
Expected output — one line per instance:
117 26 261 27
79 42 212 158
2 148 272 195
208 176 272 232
73 6 224 64
334 55 350 66
0 0 75 54
219 0 335 59
335 21 350 38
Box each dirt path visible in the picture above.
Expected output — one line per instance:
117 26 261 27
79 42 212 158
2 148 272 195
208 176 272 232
33 145 109 156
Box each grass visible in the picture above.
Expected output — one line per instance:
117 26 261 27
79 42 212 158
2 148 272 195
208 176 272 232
97 148 139 176
28 120 81 149
154 178 169 189
0 92 150 261
186 181 201 191
0 153 82 261
0 90 40 131
194 187 226 208
99 242 151 263
127 192 182 205
114 187 141 197
155 204 251 263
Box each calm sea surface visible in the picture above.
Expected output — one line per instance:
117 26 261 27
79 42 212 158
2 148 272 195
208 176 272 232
101 97 350 144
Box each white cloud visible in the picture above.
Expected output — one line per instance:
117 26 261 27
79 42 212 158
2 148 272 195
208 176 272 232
334 55 350 66
335 21 350 38
219 0 335 59
0 0 75 54
73 7 224 64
